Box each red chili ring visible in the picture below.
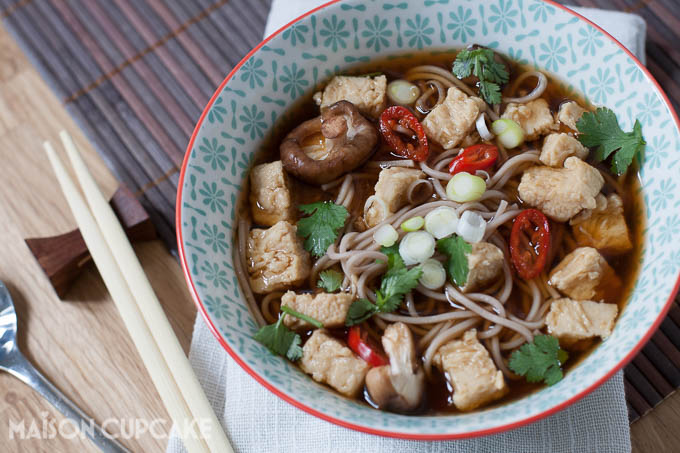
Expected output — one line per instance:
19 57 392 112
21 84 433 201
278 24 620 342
379 106 429 162
510 209 551 280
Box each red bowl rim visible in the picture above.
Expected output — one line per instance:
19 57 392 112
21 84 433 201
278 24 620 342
176 0 680 440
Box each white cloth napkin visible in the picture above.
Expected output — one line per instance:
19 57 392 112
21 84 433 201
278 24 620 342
167 4 646 453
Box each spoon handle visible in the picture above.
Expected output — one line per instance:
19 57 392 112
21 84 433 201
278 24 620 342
6 351 131 453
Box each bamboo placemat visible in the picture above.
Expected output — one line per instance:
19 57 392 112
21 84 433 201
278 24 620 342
1 0 678 424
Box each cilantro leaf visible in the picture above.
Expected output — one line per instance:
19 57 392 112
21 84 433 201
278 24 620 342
479 80 502 106
508 335 569 386
452 50 474 79
483 58 510 84
576 107 646 175
345 298 378 326
317 269 343 293
380 243 400 256
254 316 303 361
345 252 422 326
255 308 324 360
452 48 509 105
377 253 422 311
437 235 472 286
297 201 349 257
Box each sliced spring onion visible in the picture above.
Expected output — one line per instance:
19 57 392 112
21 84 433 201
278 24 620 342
419 259 447 290
399 231 435 265
476 113 495 141
401 216 425 232
457 210 486 243
491 119 524 149
387 80 421 106
373 224 399 247
424 207 459 239
446 172 486 203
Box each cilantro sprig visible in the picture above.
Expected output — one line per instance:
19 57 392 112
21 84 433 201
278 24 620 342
254 306 323 361
508 335 569 386
297 201 349 257
576 107 646 175
346 251 423 326
437 235 472 287
452 48 509 105
317 269 343 293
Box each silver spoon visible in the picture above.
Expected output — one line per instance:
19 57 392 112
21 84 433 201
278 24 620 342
0 281 130 452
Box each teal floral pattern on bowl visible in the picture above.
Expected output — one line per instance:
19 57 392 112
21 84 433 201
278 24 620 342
178 0 680 438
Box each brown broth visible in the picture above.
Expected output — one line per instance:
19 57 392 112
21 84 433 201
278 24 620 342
236 50 644 415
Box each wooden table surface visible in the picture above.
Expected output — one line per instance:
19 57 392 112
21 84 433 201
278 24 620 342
0 22 679 453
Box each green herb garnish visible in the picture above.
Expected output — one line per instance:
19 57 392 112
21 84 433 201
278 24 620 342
346 251 423 326
297 201 349 257
437 235 472 287
452 48 509 105
317 269 343 293
576 107 646 175
508 335 569 386
254 306 323 361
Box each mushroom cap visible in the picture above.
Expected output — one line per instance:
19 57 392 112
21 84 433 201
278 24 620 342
280 100 378 185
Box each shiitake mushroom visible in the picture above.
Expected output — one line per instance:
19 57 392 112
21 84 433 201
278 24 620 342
280 101 379 185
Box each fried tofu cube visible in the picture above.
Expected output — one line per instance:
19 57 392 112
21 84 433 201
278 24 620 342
422 87 486 149
549 247 618 300
320 75 387 118
462 242 504 293
572 194 633 255
557 101 587 131
433 329 508 411
518 157 604 222
249 161 295 226
501 98 558 141
281 291 353 329
300 330 370 397
246 221 311 294
546 298 618 346
364 167 425 227
539 133 589 167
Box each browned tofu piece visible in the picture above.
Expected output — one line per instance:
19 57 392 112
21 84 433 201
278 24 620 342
539 133 589 167
546 298 618 346
549 247 619 300
557 101 587 131
281 291 353 329
501 98 558 141
320 75 387 118
246 221 311 294
300 330 370 397
572 194 633 255
422 87 486 149
433 329 508 411
249 161 294 226
364 167 425 227
518 157 604 222
461 242 504 293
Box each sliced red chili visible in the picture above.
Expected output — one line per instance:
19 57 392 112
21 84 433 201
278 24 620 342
510 209 551 280
347 326 388 367
379 106 429 162
448 144 499 175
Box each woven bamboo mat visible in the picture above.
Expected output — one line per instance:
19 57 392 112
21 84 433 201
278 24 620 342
1 0 678 424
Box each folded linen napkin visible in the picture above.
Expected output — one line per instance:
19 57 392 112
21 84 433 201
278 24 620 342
167 3 646 452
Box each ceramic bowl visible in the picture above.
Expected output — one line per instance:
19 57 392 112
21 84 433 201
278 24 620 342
177 0 680 439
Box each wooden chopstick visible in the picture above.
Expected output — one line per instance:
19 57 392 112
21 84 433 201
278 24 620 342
59 131 232 453
44 138 230 453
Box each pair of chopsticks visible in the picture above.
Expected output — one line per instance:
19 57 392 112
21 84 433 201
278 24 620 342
44 132 232 453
